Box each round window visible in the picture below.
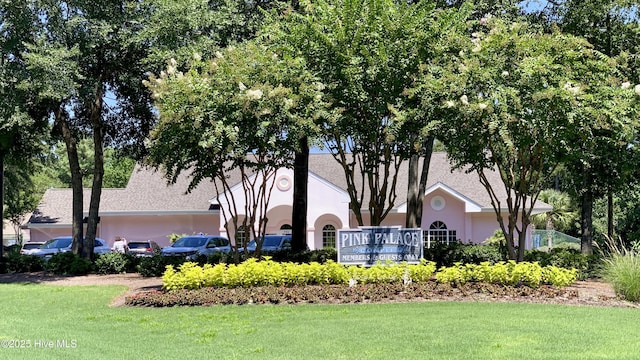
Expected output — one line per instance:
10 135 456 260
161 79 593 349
276 175 291 191
430 195 446 211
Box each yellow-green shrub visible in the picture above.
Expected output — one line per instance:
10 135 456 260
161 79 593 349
162 259 579 291
162 259 440 290
408 259 437 282
434 262 475 284
434 261 577 287
542 266 578 287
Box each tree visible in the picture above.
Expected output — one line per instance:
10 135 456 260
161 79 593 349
42 139 135 189
3 154 42 245
22 0 156 259
269 0 471 227
0 0 49 257
440 18 639 260
536 0 640 254
144 41 328 257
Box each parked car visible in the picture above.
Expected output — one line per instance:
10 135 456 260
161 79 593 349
20 242 45 255
127 240 161 257
30 236 112 259
161 235 231 260
242 234 292 253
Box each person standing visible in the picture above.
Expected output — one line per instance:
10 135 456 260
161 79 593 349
112 236 128 253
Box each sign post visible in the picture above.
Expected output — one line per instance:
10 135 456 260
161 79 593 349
337 226 423 266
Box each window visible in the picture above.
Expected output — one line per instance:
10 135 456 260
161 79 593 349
423 221 457 248
280 224 292 235
236 226 248 248
322 224 336 248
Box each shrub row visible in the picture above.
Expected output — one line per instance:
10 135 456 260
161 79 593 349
434 261 578 287
424 242 503 267
524 248 600 280
162 258 578 291
0 248 340 277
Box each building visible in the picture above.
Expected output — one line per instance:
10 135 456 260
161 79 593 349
26 153 551 248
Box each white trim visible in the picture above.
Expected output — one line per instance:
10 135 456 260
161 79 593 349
209 169 350 205
396 182 484 213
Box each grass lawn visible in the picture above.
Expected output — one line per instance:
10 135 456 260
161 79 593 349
1 284 639 359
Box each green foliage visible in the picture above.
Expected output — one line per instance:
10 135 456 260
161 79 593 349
3 253 44 273
423 242 503 267
261 248 338 263
137 255 186 277
162 259 438 291
434 261 577 288
167 233 189 244
94 253 135 274
603 248 640 302
439 17 640 260
44 252 93 276
268 0 472 225
162 257 576 291
531 189 578 233
524 248 600 280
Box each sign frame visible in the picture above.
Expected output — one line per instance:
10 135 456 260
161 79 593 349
337 226 423 265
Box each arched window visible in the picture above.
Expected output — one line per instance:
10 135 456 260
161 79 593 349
235 225 248 248
280 224 292 235
424 221 457 248
322 224 336 248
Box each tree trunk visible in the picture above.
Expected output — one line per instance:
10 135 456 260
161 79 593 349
607 190 614 240
405 154 420 229
55 108 85 255
291 136 308 252
83 87 106 260
581 187 594 255
405 138 434 229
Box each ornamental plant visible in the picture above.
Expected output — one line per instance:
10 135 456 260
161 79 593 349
162 259 576 291
162 259 438 290
434 261 577 288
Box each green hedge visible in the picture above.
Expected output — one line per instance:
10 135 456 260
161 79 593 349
162 258 577 291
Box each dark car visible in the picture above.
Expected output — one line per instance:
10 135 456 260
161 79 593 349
243 234 292 253
161 235 231 260
127 240 162 257
30 236 112 259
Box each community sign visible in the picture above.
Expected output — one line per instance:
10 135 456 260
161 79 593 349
337 227 423 265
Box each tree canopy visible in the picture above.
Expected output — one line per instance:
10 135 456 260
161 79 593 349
440 17 640 260
144 41 330 252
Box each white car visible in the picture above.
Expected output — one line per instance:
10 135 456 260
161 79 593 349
31 236 112 259
20 242 45 255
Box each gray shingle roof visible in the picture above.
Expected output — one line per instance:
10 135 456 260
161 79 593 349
307 152 505 208
29 164 218 225
28 152 538 226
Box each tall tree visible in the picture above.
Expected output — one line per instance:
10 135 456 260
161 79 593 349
269 0 470 226
537 0 640 254
0 0 49 257
144 42 328 257
440 18 638 260
23 0 156 259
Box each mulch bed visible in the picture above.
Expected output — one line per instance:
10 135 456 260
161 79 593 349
124 281 639 308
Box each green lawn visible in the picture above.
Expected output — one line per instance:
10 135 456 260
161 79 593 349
1 284 639 359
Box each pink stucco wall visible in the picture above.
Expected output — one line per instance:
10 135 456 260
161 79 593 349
100 214 219 247
29 228 77 244
347 190 506 246
29 214 219 248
